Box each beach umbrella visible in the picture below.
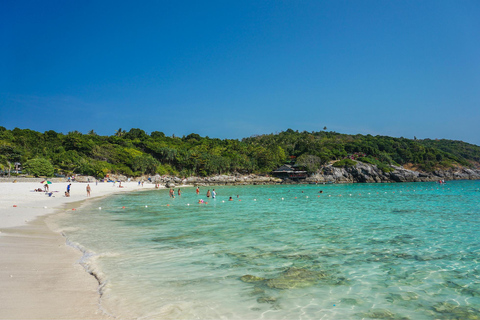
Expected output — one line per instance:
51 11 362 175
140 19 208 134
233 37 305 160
41 180 52 184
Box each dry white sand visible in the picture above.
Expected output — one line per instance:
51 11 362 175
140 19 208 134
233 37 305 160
0 181 159 319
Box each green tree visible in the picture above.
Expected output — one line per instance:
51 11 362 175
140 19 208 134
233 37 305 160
132 154 159 175
23 158 54 177
0 155 12 176
124 128 148 140
296 154 322 173
151 131 165 139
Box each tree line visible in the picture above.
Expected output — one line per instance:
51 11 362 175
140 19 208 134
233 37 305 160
0 126 478 177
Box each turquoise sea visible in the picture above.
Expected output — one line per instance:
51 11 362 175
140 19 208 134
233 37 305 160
56 181 480 319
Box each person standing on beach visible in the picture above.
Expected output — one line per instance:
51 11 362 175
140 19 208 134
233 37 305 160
86 184 91 197
67 183 71 195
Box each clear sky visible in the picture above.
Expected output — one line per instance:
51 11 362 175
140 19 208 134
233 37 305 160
1 1 479 145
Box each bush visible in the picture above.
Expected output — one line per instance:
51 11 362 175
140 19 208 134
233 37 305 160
377 163 394 173
358 157 375 165
23 158 54 177
112 164 134 176
439 160 454 169
156 164 178 176
333 158 357 168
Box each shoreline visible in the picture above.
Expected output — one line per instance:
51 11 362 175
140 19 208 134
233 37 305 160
0 181 162 319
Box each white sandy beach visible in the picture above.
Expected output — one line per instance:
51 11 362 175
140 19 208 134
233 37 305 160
0 180 159 319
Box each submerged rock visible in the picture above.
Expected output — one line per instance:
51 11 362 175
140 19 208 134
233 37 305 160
257 296 277 304
432 302 459 313
265 267 327 289
431 302 480 319
340 297 364 306
385 292 419 303
250 286 265 296
359 308 409 320
240 275 265 283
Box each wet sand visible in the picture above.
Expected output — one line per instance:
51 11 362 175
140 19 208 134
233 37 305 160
0 181 158 319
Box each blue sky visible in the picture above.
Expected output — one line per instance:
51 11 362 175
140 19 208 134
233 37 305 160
1 1 479 145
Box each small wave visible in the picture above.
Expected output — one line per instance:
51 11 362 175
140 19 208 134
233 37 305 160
62 235 118 318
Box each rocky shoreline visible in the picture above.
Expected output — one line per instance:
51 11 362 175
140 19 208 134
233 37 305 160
308 162 480 184
149 162 480 186
4 162 479 187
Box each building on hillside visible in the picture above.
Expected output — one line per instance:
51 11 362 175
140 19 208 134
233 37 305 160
271 164 307 180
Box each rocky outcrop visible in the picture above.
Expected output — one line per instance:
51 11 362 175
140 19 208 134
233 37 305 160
149 174 283 187
103 163 480 187
307 162 480 184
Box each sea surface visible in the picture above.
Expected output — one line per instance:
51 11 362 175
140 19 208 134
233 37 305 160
55 181 480 320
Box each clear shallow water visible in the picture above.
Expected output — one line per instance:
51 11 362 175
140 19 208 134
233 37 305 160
57 181 480 319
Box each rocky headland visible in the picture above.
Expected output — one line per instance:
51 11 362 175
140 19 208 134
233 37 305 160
147 161 480 186
307 161 480 184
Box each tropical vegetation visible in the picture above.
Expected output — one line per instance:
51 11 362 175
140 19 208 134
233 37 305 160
0 126 479 178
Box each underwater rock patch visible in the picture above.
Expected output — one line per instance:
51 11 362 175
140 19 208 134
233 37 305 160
359 308 409 320
340 297 364 306
385 292 419 303
249 286 265 296
240 275 265 283
432 301 459 313
265 267 327 289
444 280 480 297
431 302 480 319
257 296 277 304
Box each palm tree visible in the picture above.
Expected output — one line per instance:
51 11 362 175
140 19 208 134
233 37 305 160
0 157 12 177
115 128 125 137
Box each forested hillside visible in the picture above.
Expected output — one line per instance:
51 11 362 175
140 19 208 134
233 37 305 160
1 127 479 177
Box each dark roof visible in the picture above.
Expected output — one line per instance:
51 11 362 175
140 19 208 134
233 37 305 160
272 165 294 173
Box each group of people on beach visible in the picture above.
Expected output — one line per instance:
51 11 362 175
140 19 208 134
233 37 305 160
63 183 91 197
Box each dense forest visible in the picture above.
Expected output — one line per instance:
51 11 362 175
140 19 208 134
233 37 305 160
1 126 479 178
